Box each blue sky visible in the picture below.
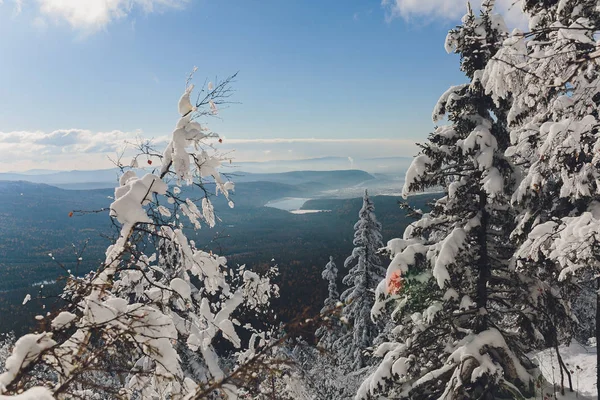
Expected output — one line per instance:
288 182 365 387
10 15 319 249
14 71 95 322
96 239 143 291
0 0 524 171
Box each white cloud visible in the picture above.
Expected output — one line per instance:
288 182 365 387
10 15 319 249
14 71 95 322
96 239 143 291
382 0 528 29
0 128 148 171
0 128 144 152
34 0 188 32
13 0 22 16
0 131 419 172
0 0 23 16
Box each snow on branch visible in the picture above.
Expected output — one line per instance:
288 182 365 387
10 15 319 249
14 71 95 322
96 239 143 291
0 73 280 400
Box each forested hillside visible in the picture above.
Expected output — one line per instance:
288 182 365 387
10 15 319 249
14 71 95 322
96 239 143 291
0 179 436 334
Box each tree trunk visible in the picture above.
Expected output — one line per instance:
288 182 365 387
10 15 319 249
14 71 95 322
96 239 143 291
556 343 565 395
476 191 490 332
596 277 600 398
555 344 573 393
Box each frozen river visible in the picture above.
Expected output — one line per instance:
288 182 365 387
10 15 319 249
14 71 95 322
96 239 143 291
264 197 311 211
265 197 330 214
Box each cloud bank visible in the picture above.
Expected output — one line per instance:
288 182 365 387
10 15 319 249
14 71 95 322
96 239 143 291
0 128 143 153
0 128 146 171
0 129 418 172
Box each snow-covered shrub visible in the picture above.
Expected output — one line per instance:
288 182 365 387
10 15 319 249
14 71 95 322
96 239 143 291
0 73 279 399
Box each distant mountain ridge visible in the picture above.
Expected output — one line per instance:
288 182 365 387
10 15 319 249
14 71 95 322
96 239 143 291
0 168 378 190
230 169 375 185
234 156 412 173
0 156 412 183
0 169 123 186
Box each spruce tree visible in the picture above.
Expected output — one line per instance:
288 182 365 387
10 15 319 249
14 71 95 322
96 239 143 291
482 0 600 391
359 4 541 399
316 256 340 349
338 190 385 371
322 256 340 312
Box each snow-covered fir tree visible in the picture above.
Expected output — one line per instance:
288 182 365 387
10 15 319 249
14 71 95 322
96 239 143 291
315 256 340 349
481 0 600 390
337 190 385 371
358 4 547 399
322 256 340 312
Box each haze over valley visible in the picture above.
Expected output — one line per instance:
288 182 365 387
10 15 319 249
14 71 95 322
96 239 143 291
0 163 428 335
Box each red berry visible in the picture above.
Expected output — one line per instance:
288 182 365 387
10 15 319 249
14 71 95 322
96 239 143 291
218 138 223 143
147 160 153 165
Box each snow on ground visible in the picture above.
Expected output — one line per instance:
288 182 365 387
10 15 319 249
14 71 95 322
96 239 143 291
533 341 597 399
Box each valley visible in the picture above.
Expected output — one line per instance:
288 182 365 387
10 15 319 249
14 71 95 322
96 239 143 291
0 169 436 335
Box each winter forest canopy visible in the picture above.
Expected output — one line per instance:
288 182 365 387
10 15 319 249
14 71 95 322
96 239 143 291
3 0 600 399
